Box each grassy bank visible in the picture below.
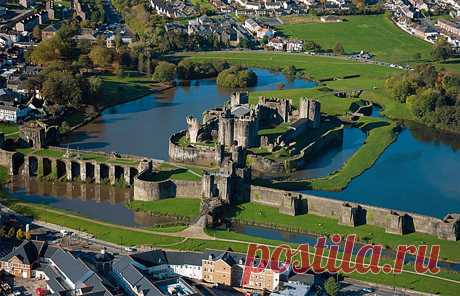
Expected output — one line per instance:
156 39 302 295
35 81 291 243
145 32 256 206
128 198 201 219
279 15 432 63
224 202 460 262
98 74 158 107
303 117 397 191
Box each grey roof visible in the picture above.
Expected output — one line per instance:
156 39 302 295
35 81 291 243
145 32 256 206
164 251 204 266
43 245 58 259
112 256 164 296
203 250 239 266
231 104 251 118
129 250 168 268
49 248 91 283
1 240 45 265
45 249 113 295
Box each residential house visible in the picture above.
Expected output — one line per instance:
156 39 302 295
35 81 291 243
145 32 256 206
0 240 46 278
38 248 113 295
244 18 262 33
286 39 304 52
41 24 59 39
0 88 30 122
320 15 343 23
437 19 460 37
15 15 39 32
267 37 286 51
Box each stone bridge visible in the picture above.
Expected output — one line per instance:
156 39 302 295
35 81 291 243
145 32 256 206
2 148 152 187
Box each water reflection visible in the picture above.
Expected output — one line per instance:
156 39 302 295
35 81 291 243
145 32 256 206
7 176 176 227
292 127 366 179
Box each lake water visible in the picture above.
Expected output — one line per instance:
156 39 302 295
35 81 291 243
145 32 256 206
307 122 460 218
62 68 317 160
292 127 366 179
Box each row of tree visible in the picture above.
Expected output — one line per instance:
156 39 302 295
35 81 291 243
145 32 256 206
0 226 32 240
386 64 460 133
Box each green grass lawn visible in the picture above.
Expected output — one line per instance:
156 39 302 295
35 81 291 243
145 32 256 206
0 122 19 136
182 51 398 81
98 74 155 107
279 15 432 64
158 163 203 181
128 198 201 219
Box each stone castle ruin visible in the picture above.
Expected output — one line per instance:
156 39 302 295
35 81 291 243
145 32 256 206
169 92 326 175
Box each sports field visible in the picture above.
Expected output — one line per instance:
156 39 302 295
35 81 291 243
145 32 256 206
279 15 432 63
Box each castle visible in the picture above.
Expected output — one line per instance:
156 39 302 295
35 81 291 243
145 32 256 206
170 91 323 172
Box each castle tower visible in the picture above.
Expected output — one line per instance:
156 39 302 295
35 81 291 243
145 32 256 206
308 100 321 128
231 145 246 168
218 110 234 147
299 97 310 119
201 172 215 199
299 98 321 128
230 91 249 108
186 116 201 144
233 113 258 148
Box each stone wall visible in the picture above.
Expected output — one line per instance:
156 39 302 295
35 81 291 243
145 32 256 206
169 131 221 166
249 125 343 177
133 171 202 201
250 186 460 241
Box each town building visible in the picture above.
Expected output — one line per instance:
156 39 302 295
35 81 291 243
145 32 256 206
267 37 286 51
41 24 59 39
0 240 45 278
437 19 460 37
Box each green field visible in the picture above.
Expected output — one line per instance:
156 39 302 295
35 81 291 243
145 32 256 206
128 198 201 219
182 51 398 81
279 15 432 63
99 74 156 107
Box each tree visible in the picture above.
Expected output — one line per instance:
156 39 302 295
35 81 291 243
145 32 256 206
413 52 422 61
216 66 258 88
333 42 345 55
114 32 123 51
41 70 83 106
29 35 70 65
432 37 452 61
324 277 340 296
152 62 177 82
352 0 365 13
7 227 15 238
32 26 42 41
88 76 102 98
137 53 145 73
89 45 114 67
16 228 23 240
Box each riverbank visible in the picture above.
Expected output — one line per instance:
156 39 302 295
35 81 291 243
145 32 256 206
62 74 173 135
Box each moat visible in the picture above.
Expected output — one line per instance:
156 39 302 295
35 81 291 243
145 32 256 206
10 68 460 219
